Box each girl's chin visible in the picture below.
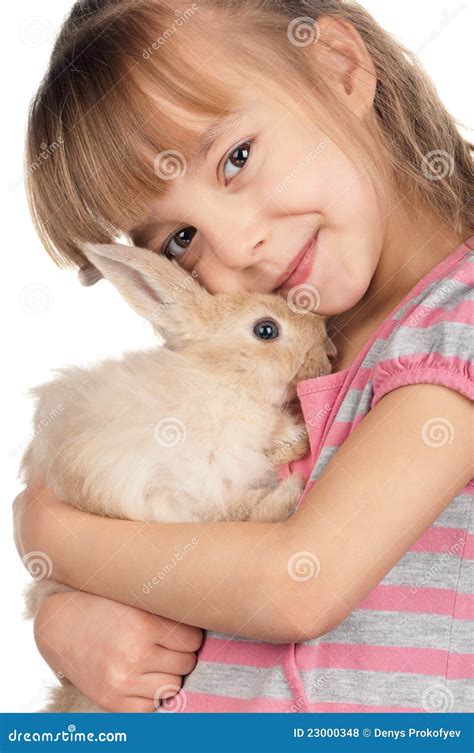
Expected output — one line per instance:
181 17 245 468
313 277 371 317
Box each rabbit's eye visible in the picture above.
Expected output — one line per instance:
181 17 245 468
253 318 280 341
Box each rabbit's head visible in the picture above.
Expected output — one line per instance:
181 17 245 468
82 242 336 406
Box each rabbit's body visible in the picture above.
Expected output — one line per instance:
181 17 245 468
21 241 336 713
23 347 303 524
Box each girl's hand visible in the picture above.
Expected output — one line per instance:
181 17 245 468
34 590 203 712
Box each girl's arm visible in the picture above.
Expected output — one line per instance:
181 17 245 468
15 384 472 643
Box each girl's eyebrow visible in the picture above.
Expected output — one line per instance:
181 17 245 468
195 110 245 161
131 111 246 244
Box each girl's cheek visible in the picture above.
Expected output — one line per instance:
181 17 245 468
305 229 380 316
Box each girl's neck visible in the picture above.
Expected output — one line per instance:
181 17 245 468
327 200 470 371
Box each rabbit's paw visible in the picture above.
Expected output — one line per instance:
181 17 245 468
249 473 306 522
267 419 310 465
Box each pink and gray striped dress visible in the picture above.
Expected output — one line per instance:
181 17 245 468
173 236 474 713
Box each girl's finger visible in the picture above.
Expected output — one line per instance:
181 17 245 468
143 645 197 676
114 696 160 713
136 672 184 701
153 616 203 653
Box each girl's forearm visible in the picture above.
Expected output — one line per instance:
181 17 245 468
45 502 297 642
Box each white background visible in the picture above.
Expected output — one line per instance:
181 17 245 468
2 0 472 712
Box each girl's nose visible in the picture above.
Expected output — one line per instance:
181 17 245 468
201 212 266 270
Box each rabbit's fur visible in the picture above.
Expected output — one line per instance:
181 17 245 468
20 241 336 712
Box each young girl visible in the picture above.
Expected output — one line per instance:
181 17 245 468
14 0 472 713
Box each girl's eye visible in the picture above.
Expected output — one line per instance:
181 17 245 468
222 141 251 184
163 226 197 259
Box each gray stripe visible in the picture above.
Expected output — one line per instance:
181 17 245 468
374 322 473 363
334 382 373 422
301 668 472 710
182 661 292 699
455 558 474 595
447 617 474 656
382 550 466 591
432 491 472 529
306 610 465 650
392 280 438 321
205 631 266 644
393 280 473 323
392 280 442 321
430 282 474 310
310 446 339 482
361 337 389 369
393 250 473 321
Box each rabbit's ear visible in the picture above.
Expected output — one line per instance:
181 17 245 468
81 242 212 343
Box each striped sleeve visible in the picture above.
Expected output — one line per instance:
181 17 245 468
372 252 474 406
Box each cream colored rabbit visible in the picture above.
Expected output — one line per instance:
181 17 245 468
20 241 336 712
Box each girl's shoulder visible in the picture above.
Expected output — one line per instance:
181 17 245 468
371 237 474 407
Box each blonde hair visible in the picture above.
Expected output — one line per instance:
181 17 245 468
25 0 473 274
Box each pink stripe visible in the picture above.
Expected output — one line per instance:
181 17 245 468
373 368 474 406
411 527 467 555
297 643 460 677
359 584 473 618
307 701 425 713
446 652 474 680
464 533 474 560
375 354 471 380
453 594 474 621
297 365 372 399
321 420 352 446
198 637 288 668
175 692 296 713
405 301 473 328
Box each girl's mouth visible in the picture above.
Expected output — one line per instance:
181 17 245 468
275 233 319 294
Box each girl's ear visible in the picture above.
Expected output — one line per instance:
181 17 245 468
80 242 212 345
312 16 377 118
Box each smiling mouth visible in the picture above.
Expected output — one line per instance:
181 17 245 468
275 232 319 293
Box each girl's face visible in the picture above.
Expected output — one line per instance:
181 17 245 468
137 83 385 316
